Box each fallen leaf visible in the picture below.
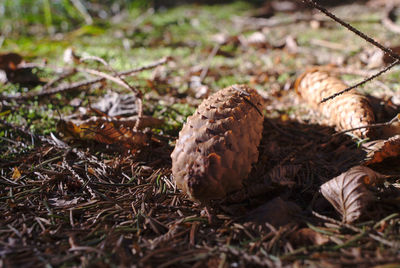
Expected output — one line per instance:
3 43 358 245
48 197 82 208
266 164 301 187
381 120 400 140
0 53 23 70
362 135 400 166
284 35 298 54
383 46 400 64
0 52 41 86
244 197 301 227
63 47 81 65
290 228 330 246
321 166 386 223
239 32 270 48
57 118 149 149
92 91 138 117
11 167 21 180
211 33 240 46
359 48 385 69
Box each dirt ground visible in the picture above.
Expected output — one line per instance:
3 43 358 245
1 0 400 267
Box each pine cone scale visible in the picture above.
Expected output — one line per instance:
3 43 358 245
171 85 264 202
295 68 375 138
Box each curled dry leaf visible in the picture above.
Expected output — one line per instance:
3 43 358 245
239 32 270 48
0 53 23 70
92 91 138 117
57 118 149 149
171 85 264 202
244 197 301 227
380 116 400 139
383 46 400 64
266 164 301 187
48 197 82 208
222 164 300 204
362 135 400 166
289 228 330 246
0 52 41 86
295 67 375 138
321 166 386 223
63 47 81 65
11 167 22 180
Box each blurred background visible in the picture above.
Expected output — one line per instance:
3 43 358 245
0 0 366 35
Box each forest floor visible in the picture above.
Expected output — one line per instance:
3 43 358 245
1 1 400 267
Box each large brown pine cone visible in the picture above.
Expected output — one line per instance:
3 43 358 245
295 67 375 138
171 85 264 202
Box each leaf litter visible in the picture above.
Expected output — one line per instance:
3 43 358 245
1 1 400 267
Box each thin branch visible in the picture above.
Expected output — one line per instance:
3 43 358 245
62 159 96 199
41 69 77 91
0 57 169 101
199 44 220 81
0 118 37 141
301 0 400 103
333 113 400 136
321 59 400 103
79 55 144 130
78 67 134 91
301 0 400 61
312 211 399 248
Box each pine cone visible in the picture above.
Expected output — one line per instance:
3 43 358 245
171 85 264 202
294 67 375 138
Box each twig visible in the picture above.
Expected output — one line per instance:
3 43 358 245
312 211 399 248
0 118 110 175
0 118 37 141
79 55 144 130
0 57 169 101
231 85 263 116
321 55 399 103
234 13 379 31
301 0 400 103
302 0 400 60
199 44 220 81
220 245 275 267
330 67 377 77
78 67 135 91
62 159 96 199
333 112 400 136
41 69 77 91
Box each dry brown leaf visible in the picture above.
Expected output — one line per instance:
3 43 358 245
92 91 138 117
57 118 149 149
266 164 301 187
321 166 386 223
383 46 400 64
244 197 301 227
295 67 375 138
48 197 82 208
0 53 23 70
0 52 41 86
363 135 400 166
381 119 400 139
239 32 270 48
289 228 330 246
11 167 21 180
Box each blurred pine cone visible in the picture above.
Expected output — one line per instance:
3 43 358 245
295 67 375 139
171 85 264 202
